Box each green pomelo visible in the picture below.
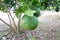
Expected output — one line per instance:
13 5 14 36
55 6 59 12
20 15 39 30
33 7 40 17
34 12 40 17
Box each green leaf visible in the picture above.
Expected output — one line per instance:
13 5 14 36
18 0 24 4
0 2 5 11
15 7 21 17
3 0 15 8
24 9 36 17
18 0 23 2
32 1 39 6
15 5 28 17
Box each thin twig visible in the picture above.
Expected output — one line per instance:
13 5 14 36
8 10 17 31
0 18 11 28
18 14 22 32
7 12 13 27
0 18 16 33
13 15 16 20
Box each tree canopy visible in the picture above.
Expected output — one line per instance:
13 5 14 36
0 0 60 17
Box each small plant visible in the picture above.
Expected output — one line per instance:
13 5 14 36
0 0 60 40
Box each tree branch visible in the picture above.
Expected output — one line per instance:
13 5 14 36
1 1 16 28
0 1 16 33
18 14 22 32
7 12 12 27
0 18 11 28
0 18 16 33
8 10 17 31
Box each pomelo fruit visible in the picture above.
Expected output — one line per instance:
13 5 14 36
33 7 40 17
20 15 39 30
55 6 59 12
34 12 40 17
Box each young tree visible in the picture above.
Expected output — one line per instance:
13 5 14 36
0 0 60 40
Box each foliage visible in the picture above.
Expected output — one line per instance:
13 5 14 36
0 0 60 16
0 0 60 31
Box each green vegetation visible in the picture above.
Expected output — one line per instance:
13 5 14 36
20 15 38 30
